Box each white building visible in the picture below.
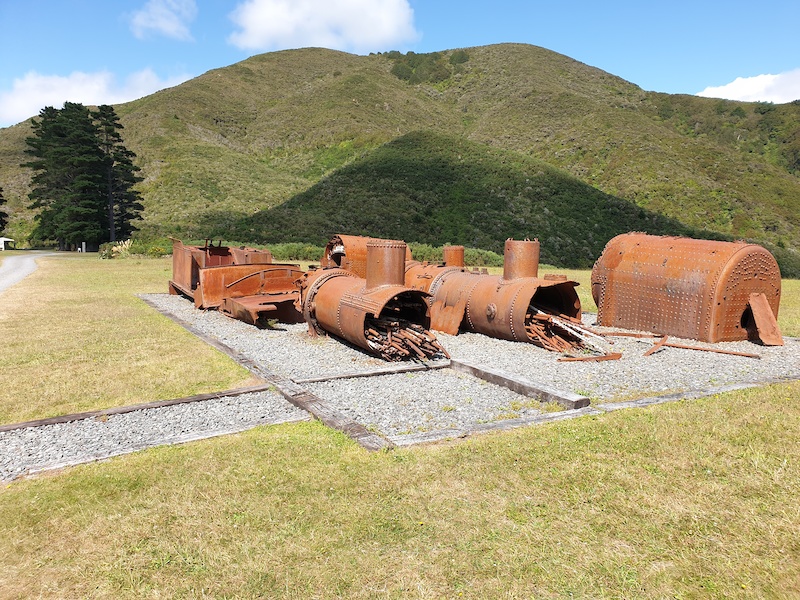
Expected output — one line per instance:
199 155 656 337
0 237 15 250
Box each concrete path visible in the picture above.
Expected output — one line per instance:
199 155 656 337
0 252 55 295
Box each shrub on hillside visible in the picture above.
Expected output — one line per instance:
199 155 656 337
267 242 324 261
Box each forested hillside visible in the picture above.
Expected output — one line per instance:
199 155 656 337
0 44 798 272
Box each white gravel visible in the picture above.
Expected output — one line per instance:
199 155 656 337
2 292 797 482
0 391 309 482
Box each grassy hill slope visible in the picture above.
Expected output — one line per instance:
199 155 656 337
0 44 798 271
232 131 712 267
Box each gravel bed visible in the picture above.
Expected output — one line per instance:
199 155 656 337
305 369 543 437
145 293 800 402
144 294 389 379
439 323 800 401
4 293 797 482
0 391 309 482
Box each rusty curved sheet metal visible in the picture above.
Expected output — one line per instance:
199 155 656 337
299 240 446 360
405 239 582 348
169 238 274 299
321 234 412 278
168 238 304 325
591 233 782 343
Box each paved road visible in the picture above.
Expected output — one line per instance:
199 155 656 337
0 252 55 295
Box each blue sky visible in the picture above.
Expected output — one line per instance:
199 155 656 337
1 0 798 128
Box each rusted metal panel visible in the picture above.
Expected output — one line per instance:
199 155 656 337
591 233 782 343
298 241 447 360
747 292 783 346
169 239 275 300
405 239 583 350
195 264 303 309
321 234 412 278
168 239 305 325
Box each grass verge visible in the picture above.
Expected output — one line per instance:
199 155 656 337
0 254 253 424
1 383 799 598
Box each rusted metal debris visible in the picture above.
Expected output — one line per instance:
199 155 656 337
404 238 590 354
557 353 622 362
321 234 412 277
642 336 761 359
298 240 447 361
168 239 304 325
591 233 783 345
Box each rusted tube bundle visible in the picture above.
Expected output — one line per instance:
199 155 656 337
406 239 583 347
298 240 447 360
591 233 782 343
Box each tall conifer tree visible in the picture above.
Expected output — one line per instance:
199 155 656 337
23 102 143 248
0 186 8 233
94 105 143 241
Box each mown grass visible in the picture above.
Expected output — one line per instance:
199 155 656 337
1 383 799 598
0 254 253 424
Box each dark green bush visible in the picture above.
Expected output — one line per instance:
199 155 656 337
449 50 469 65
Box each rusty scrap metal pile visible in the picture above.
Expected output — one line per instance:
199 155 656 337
169 232 784 362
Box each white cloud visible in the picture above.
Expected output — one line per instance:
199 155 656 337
0 69 193 127
697 69 800 104
130 0 197 41
227 0 419 53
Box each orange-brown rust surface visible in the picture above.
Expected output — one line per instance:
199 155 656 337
591 233 782 343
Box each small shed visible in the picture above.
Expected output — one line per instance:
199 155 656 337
591 233 782 343
0 237 14 251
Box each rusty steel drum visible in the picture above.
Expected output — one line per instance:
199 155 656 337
591 233 782 342
299 240 444 359
321 234 413 278
405 239 582 341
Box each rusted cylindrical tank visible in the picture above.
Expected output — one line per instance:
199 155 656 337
503 238 539 280
321 234 413 279
405 239 581 341
299 241 445 360
442 245 465 267
591 233 782 342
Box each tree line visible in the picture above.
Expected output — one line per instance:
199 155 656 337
22 102 143 250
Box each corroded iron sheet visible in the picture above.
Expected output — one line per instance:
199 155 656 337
405 239 582 349
298 241 446 360
321 234 412 278
591 233 782 343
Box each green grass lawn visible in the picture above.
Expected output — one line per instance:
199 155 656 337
1 385 799 598
0 253 254 424
1 254 799 598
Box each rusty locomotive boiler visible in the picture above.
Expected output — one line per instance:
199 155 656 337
297 239 448 360
405 239 586 351
591 233 783 344
168 239 304 325
321 234 413 276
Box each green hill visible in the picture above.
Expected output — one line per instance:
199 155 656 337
0 44 798 272
224 131 713 268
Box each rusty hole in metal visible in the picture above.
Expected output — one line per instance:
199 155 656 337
740 305 760 341
364 295 446 361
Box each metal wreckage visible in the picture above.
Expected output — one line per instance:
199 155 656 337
168 231 784 362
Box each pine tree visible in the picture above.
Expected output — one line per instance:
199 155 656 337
23 102 143 249
94 105 143 241
0 185 8 233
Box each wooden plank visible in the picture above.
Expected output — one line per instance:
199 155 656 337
387 407 603 446
0 383 279 434
293 360 450 384
449 359 590 409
